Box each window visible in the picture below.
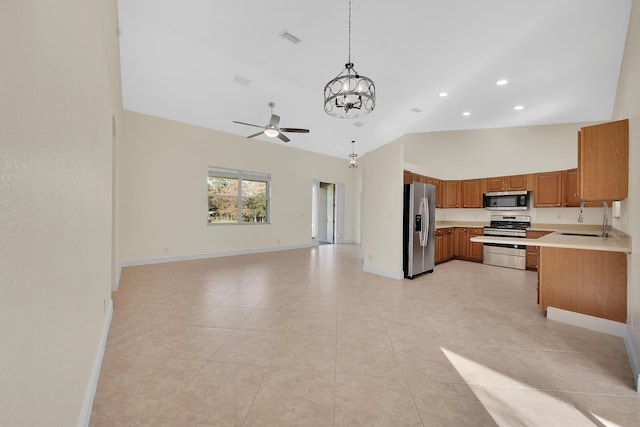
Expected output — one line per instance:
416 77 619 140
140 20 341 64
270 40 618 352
207 167 270 224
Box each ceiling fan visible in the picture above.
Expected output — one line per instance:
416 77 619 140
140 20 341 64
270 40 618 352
233 102 310 143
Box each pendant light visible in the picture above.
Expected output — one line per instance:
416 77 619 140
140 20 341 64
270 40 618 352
348 140 358 168
324 0 375 118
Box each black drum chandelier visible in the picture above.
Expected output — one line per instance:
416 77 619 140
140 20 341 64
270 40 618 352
323 0 375 118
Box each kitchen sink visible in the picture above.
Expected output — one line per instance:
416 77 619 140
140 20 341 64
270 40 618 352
560 232 601 237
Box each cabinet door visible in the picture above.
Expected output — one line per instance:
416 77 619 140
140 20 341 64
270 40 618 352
434 235 442 265
444 181 461 208
435 179 444 208
506 174 528 191
462 179 482 208
564 169 612 208
453 228 468 259
563 169 581 207
525 230 552 271
534 171 563 207
578 119 628 201
445 229 454 260
486 177 506 192
468 228 484 263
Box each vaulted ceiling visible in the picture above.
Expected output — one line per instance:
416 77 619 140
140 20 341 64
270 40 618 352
117 0 631 159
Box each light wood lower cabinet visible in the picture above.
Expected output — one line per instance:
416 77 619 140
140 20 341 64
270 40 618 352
435 228 454 265
451 227 483 263
468 228 484 263
538 247 627 322
525 230 553 271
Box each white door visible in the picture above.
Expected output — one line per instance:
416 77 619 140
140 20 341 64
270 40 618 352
318 185 328 242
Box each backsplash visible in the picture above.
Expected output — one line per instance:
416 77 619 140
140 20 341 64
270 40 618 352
435 206 610 225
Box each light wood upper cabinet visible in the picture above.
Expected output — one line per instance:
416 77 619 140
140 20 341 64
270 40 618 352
485 174 530 192
435 179 444 208
486 177 506 192
443 180 461 208
506 174 529 191
578 119 629 201
563 169 581 207
461 179 483 208
534 171 563 207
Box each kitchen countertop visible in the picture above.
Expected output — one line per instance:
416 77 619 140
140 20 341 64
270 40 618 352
470 230 631 254
435 221 631 253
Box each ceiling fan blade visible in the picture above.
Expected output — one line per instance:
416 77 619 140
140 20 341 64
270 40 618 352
277 133 290 143
246 131 264 138
233 120 264 129
280 128 310 133
270 114 280 127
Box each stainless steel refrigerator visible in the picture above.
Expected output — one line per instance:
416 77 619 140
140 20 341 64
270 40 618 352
403 182 436 279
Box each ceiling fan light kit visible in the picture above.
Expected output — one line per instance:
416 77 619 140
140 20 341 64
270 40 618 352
324 0 375 119
233 101 309 143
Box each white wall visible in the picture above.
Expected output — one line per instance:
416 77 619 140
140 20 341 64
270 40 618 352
360 143 405 278
118 111 357 265
0 1 122 425
613 0 640 389
402 122 596 180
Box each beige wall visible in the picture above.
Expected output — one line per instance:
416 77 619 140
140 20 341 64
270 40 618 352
359 143 404 277
613 0 640 386
401 122 596 180
0 1 122 425
118 111 358 265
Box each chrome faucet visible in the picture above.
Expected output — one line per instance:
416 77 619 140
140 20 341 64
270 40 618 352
578 201 585 223
602 201 609 238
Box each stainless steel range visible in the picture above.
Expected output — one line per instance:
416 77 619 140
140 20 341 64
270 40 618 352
483 215 531 270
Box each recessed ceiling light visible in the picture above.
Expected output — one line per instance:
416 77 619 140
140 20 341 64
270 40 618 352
514 105 525 111
439 92 448 97
462 111 471 116
496 79 508 86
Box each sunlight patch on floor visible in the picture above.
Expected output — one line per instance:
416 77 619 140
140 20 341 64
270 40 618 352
440 347 617 426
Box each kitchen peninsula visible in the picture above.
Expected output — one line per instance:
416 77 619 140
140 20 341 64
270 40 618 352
471 230 631 324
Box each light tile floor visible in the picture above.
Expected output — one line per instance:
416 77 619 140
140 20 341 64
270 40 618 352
91 244 640 426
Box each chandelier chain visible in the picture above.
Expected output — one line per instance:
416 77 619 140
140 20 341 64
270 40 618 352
348 0 351 64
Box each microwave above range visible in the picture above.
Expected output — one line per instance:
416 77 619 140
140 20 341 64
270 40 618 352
483 190 530 211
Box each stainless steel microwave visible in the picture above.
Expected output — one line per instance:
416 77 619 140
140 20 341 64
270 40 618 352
483 191 530 210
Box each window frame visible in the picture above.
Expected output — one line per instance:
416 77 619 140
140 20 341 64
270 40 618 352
207 166 271 225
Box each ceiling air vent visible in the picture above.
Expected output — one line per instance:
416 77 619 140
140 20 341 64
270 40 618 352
280 31 302 44
233 75 251 87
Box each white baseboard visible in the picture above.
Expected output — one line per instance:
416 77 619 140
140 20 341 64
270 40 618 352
362 263 404 280
624 326 640 394
546 307 626 337
115 243 316 290
77 298 113 427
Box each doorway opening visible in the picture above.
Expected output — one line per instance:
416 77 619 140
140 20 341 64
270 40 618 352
318 182 336 244
311 180 345 245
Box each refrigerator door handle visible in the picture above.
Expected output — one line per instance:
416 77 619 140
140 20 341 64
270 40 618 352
420 197 429 246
